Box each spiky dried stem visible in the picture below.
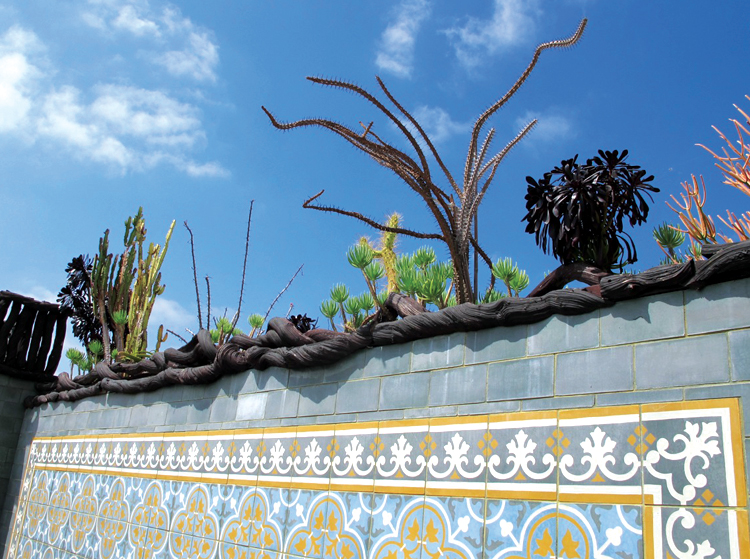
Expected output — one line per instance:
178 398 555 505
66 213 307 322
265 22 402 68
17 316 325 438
184 221 202 330
263 19 586 304
233 201 254 329
205 276 211 328
262 265 304 326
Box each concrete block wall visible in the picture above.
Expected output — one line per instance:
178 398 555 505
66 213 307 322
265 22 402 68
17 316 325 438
0 379 34 554
4 277 750 556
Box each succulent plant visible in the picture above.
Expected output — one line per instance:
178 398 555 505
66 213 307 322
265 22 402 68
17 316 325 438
248 313 265 337
523 150 658 272
491 257 529 297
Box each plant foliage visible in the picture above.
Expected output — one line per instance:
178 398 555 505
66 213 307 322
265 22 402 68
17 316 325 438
523 150 658 272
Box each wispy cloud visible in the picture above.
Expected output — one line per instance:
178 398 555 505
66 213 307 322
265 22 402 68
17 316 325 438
83 0 220 82
0 13 227 177
446 0 539 69
0 26 43 135
515 110 574 144
375 0 431 79
411 105 469 143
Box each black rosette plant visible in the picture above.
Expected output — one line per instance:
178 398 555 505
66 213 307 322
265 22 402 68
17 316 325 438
523 149 658 295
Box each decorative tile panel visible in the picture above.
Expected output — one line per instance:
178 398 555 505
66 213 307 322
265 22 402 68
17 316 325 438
7 398 748 559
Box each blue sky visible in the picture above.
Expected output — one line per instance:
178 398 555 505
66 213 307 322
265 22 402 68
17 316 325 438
1 0 749 352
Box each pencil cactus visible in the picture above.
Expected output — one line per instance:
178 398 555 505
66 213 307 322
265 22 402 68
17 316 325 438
90 208 175 362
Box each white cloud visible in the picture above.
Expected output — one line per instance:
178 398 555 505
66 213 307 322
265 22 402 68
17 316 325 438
411 105 469 143
112 4 160 37
0 21 227 177
446 0 539 69
150 297 195 331
0 26 42 134
375 0 431 79
155 31 218 82
515 110 573 143
83 1 219 82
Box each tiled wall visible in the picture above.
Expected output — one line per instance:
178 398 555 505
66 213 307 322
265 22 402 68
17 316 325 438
3 277 750 558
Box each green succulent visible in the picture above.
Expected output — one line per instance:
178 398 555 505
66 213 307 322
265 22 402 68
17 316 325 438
248 314 265 329
509 270 530 296
376 291 389 306
481 289 505 303
343 297 362 316
413 246 436 270
363 262 385 283
330 283 349 304
358 293 375 313
88 340 103 356
112 310 129 326
320 299 339 331
66 348 84 366
347 243 374 270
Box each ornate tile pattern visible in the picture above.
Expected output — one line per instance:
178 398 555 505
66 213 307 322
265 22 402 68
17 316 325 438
6 398 748 558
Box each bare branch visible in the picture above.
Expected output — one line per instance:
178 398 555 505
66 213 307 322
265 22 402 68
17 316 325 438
233 200 254 329
166 329 188 344
262 265 304 325
204 276 211 328
376 76 459 196
183 221 202 330
464 18 587 187
303 190 444 240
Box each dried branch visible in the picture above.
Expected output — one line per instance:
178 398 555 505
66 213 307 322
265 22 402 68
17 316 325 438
303 190 443 240
205 275 212 328
166 329 188 344
233 200 254 329
183 221 202 330
262 264 304 326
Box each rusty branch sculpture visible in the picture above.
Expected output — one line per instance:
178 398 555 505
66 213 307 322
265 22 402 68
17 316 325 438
262 19 587 304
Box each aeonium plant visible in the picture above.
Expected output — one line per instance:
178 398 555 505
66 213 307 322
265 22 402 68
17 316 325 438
523 150 658 288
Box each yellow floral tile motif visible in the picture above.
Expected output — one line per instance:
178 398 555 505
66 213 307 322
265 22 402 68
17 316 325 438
170 486 218 559
97 478 130 559
46 472 71 545
25 470 48 538
220 489 282 559
130 482 170 558
70 475 97 552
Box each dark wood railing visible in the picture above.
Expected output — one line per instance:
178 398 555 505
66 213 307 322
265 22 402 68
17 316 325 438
0 291 68 382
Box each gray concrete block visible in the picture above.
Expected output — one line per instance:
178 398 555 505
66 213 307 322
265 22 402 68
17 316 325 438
601 291 685 346
456 400 521 416
429 365 487 407
237 368 290 394
127 406 150 428
281 416 318 426
264 390 299 419
411 333 465 372
356 409 404 422
465 324 527 365
635 333 730 389
236 393 268 421
287 368 329 388
686 278 750 334
336 379 380 414
528 312 599 356
178 384 208 402
730 329 750 381
322 352 367 384
297 384 337 417
209 397 238 423
556 346 633 396
522 394 595 411
684 382 750 433
595 388 684 407
316 413 357 425
379 373 429 410
142 388 178 406
145 403 170 427
363 344 411 378
106 392 144 408
487 357 554 401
